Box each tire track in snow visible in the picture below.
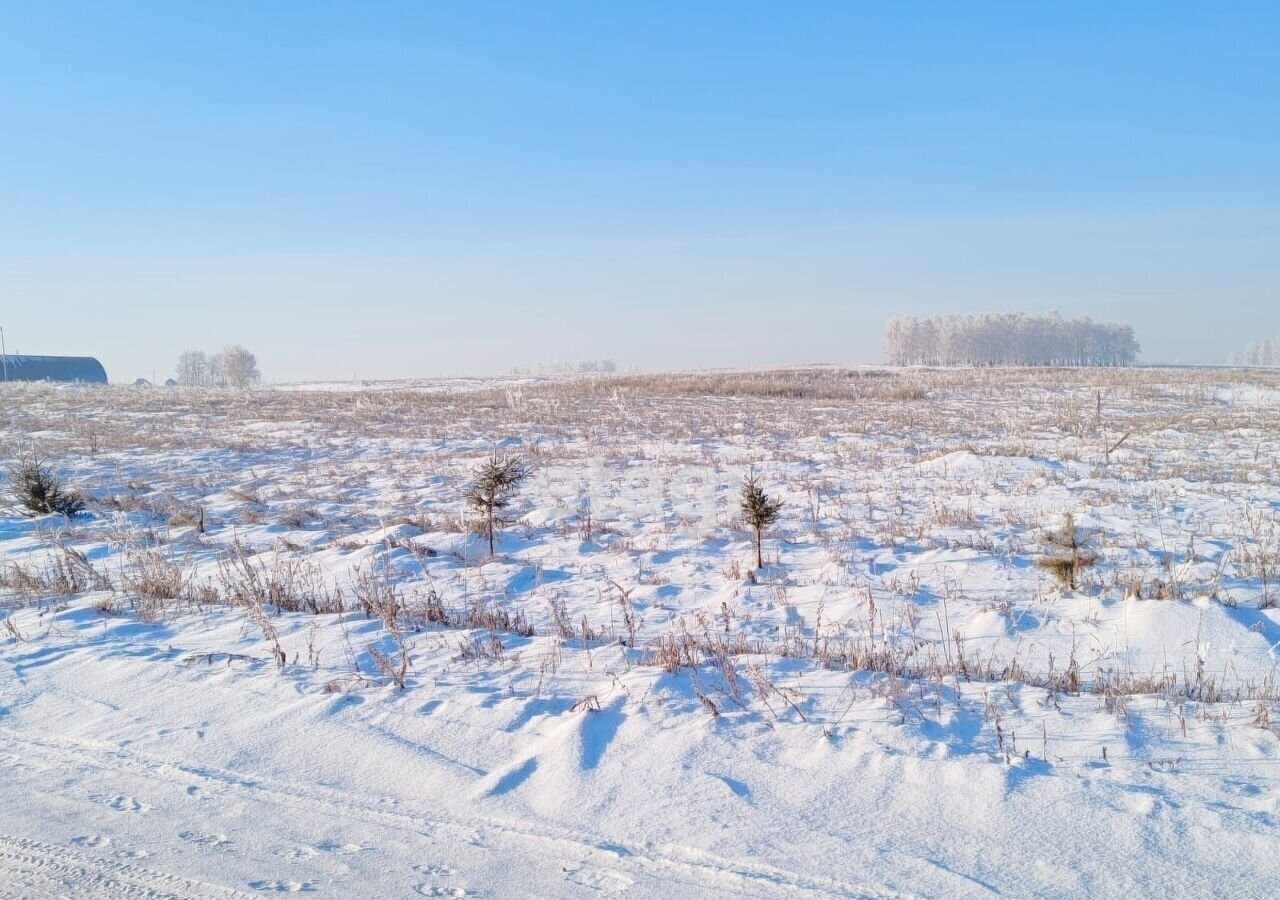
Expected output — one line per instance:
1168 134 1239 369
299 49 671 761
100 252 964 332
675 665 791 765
0 727 905 899
0 833 256 900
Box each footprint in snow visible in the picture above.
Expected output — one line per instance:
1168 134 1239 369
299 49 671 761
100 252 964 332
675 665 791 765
91 794 150 813
413 863 458 877
315 840 372 855
564 866 634 893
179 830 234 851
249 880 318 893
414 886 469 898
72 835 111 848
116 848 151 860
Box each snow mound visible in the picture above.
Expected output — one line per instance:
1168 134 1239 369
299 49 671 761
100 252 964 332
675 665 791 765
916 451 1062 480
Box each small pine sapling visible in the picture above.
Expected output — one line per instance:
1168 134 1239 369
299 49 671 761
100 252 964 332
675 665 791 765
6 454 85 518
1037 513 1098 591
740 472 783 571
465 451 533 555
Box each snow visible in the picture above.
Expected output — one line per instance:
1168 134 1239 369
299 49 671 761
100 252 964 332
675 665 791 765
2 368 1280 897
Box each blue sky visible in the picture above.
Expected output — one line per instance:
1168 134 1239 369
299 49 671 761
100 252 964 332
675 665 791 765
2 2 1277 381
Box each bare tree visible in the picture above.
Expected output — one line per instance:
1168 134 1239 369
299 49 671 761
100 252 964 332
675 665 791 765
175 350 209 386
212 345 260 388
740 472 783 570
465 451 533 555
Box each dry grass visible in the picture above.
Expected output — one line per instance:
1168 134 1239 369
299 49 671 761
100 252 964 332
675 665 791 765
5 366 1280 729
0 544 111 605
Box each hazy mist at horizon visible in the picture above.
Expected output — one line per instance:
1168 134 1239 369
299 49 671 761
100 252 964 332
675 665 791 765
2 3 1277 383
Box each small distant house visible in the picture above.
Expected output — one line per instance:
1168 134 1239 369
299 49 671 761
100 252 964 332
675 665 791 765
1 355 108 384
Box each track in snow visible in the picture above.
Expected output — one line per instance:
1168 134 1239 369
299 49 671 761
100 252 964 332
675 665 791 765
0 833 256 900
0 728 899 899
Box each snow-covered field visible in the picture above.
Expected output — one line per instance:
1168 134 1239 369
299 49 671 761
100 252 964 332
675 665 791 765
3 367 1279 898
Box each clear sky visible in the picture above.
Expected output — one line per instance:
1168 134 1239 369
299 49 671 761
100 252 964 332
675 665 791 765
2 2 1277 382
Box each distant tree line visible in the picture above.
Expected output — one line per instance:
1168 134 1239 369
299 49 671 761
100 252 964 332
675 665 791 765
510 359 619 376
1236 338 1280 367
885 313 1140 367
175 346 261 388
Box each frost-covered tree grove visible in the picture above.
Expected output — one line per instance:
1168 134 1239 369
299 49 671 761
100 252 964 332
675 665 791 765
1241 338 1280 367
214 345 261 388
175 345 260 387
175 350 211 386
884 313 1140 367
